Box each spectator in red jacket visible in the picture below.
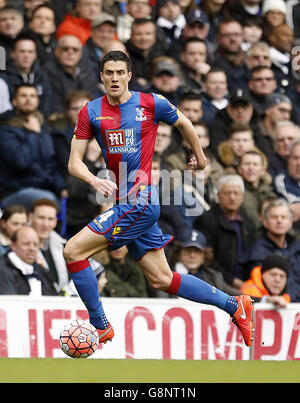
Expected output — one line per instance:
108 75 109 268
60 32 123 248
56 0 103 45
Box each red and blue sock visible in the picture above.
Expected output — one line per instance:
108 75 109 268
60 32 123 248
166 272 238 316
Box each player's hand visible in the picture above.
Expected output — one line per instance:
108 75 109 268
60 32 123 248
188 156 207 171
90 176 117 197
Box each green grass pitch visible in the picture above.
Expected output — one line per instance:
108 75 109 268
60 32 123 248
0 358 299 383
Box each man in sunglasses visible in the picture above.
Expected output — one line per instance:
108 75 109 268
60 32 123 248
44 34 97 113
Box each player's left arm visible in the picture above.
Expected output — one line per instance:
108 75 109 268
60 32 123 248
173 109 207 170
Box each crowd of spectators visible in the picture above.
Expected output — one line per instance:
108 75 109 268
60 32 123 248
0 0 300 305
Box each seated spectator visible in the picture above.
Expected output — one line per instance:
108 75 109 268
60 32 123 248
102 246 149 297
156 0 186 48
56 0 103 46
27 3 57 66
262 0 287 33
151 155 187 243
165 93 203 171
238 198 300 302
265 24 295 94
173 149 218 228
208 87 269 157
201 67 228 124
146 56 184 106
217 122 256 172
125 18 167 89
0 6 24 58
23 0 51 27
116 0 152 43
29 198 69 293
83 13 117 81
0 225 58 295
241 253 290 307
49 89 94 178
0 204 28 256
0 32 53 117
169 228 240 295
213 18 249 92
200 0 227 47
241 16 263 53
194 174 256 289
245 41 272 71
257 93 293 158
237 150 276 229
179 37 211 92
268 120 300 178
44 35 97 114
168 8 210 62
248 65 278 116
165 90 204 168
0 84 66 210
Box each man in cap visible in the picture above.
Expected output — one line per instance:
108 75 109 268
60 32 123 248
172 228 240 295
208 88 269 156
146 58 184 105
257 92 293 157
83 13 117 79
241 254 290 307
168 8 211 62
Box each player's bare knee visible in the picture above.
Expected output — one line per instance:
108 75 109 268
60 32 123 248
63 239 78 263
148 272 172 291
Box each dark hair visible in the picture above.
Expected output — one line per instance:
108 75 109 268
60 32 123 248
31 3 56 19
100 50 132 73
1 205 28 222
13 32 37 50
203 67 227 82
14 83 38 97
180 89 202 103
217 18 242 34
183 37 206 51
250 65 274 78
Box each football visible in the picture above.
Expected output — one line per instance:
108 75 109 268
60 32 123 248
59 320 99 358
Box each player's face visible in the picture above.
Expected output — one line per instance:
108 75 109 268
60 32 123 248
100 60 132 101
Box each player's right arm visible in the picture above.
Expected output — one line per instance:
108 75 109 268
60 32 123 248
68 137 117 196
